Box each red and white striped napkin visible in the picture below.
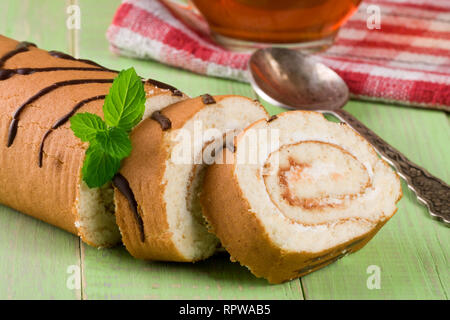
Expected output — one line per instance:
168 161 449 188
107 0 450 111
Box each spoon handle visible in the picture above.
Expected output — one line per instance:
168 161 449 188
333 109 450 225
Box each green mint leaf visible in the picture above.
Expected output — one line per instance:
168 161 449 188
81 145 121 188
70 113 107 142
95 127 132 159
71 68 147 189
103 67 146 132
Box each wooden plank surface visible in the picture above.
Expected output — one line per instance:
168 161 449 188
0 0 448 300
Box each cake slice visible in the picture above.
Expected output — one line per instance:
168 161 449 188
200 111 402 283
114 95 269 261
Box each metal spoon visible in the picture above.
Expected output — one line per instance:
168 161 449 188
248 47 449 225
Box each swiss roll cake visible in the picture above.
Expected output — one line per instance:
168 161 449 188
114 95 269 261
0 34 402 282
0 35 186 247
201 111 402 283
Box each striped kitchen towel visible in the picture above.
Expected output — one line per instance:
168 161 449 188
107 0 450 110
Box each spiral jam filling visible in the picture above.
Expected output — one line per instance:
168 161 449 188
264 141 372 224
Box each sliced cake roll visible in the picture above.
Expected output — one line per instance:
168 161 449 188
0 35 186 247
114 95 269 261
76 86 186 247
201 111 402 283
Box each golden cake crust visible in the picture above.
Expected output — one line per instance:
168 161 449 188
114 95 268 261
200 111 402 283
201 149 399 283
0 35 180 246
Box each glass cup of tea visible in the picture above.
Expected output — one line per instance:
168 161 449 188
160 0 362 52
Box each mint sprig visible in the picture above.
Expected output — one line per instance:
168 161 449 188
70 68 146 188
103 68 146 131
71 113 107 142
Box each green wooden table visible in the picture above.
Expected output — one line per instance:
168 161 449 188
0 0 448 300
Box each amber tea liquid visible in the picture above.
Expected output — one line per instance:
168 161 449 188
191 0 361 48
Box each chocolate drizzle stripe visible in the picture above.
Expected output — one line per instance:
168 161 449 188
7 78 114 147
0 67 115 81
146 78 182 96
38 95 107 167
151 111 172 131
38 130 51 168
172 89 183 97
112 174 145 242
268 115 278 122
201 94 216 105
48 50 113 70
0 41 36 68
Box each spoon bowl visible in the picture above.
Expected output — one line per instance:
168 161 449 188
249 48 348 111
248 47 450 225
